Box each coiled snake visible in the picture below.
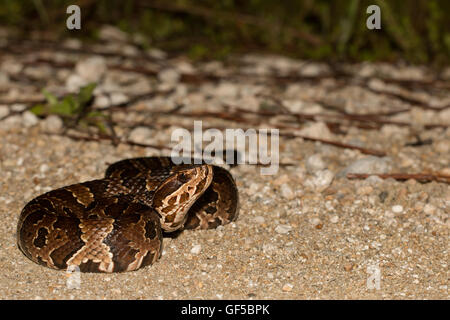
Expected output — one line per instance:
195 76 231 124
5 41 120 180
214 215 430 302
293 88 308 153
17 157 239 273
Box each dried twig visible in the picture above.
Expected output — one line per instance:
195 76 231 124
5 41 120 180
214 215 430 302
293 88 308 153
281 132 386 157
346 173 450 184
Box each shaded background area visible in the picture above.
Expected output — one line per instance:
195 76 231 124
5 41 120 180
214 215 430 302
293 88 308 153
1 0 449 64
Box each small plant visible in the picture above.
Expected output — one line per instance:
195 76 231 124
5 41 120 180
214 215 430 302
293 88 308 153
31 83 107 132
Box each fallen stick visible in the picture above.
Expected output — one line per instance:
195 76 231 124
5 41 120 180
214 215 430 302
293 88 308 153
346 173 450 184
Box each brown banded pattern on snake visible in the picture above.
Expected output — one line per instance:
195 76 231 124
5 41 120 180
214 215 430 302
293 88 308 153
17 157 239 273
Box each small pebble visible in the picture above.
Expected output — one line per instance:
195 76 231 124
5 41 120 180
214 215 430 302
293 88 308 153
298 121 333 140
305 154 326 173
0 106 8 118
129 127 152 143
99 25 128 42
309 217 322 227
254 216 265 224
357 185 373 195
280 184 295 200
423 204 436 215
41 115 63 132
282 283 293 292
75 56 107 82
275 224 292 234
247 183 259 194
392 205 403 213
158 68 180 84
22 111 39 127
330 215 339 223
110 92 129 105
190 244 202 255
39 164 49 173
214 82 238 98
341 156 392 176
305 169 334 192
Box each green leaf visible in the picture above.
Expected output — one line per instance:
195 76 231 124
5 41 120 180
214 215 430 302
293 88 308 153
42 89 58 106
77 83 97 106
30 104 45 116
49 96 78 116
86 110 106 118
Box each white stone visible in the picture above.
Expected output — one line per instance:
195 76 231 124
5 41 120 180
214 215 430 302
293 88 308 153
22 111 39 127
310 217 322 226
282 283 293 292
275 224 292 234
0 105 8 118
129 127 152 144
11 104 26 112
364 175 384 185
297 121 333 140
254 216 265 224
330 215 339 223
98 25 128 42
41 115 63 132
65 74 88 92
305 169 334 192
215 82 239 98
190 244 202 255
110 92 129 105
423 204 436 215
247 182 259 194
392 205 403 213
2 114 21 129
305 154 326 173
63 38 82 49
75 57 107 82
340 156 392 176
94 95 110 108
280 184 295 200
158 68 180 84
146 48 167 60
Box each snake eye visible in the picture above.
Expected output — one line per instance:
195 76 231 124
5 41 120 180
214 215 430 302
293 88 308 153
178 173 190 183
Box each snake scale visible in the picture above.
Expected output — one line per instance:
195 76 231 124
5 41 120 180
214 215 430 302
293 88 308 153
17 157 239 273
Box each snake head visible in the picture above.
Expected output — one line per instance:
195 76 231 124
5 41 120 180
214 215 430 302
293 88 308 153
152 165 213 232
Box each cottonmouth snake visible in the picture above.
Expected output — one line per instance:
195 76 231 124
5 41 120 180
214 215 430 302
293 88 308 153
17 157 239 273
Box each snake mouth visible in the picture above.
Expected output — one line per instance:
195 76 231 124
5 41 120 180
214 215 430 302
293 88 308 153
152 165 214 232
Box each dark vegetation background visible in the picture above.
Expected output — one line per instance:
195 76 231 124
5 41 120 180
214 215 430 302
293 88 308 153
1 0 449 64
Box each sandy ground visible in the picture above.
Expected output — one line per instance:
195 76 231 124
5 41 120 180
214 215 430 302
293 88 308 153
1 125 448 299
0 33 448 299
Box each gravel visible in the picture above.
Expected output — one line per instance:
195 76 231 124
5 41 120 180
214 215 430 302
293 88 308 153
0 37 448 300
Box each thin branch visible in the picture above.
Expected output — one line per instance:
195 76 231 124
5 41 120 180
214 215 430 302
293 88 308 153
346 173 450 184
